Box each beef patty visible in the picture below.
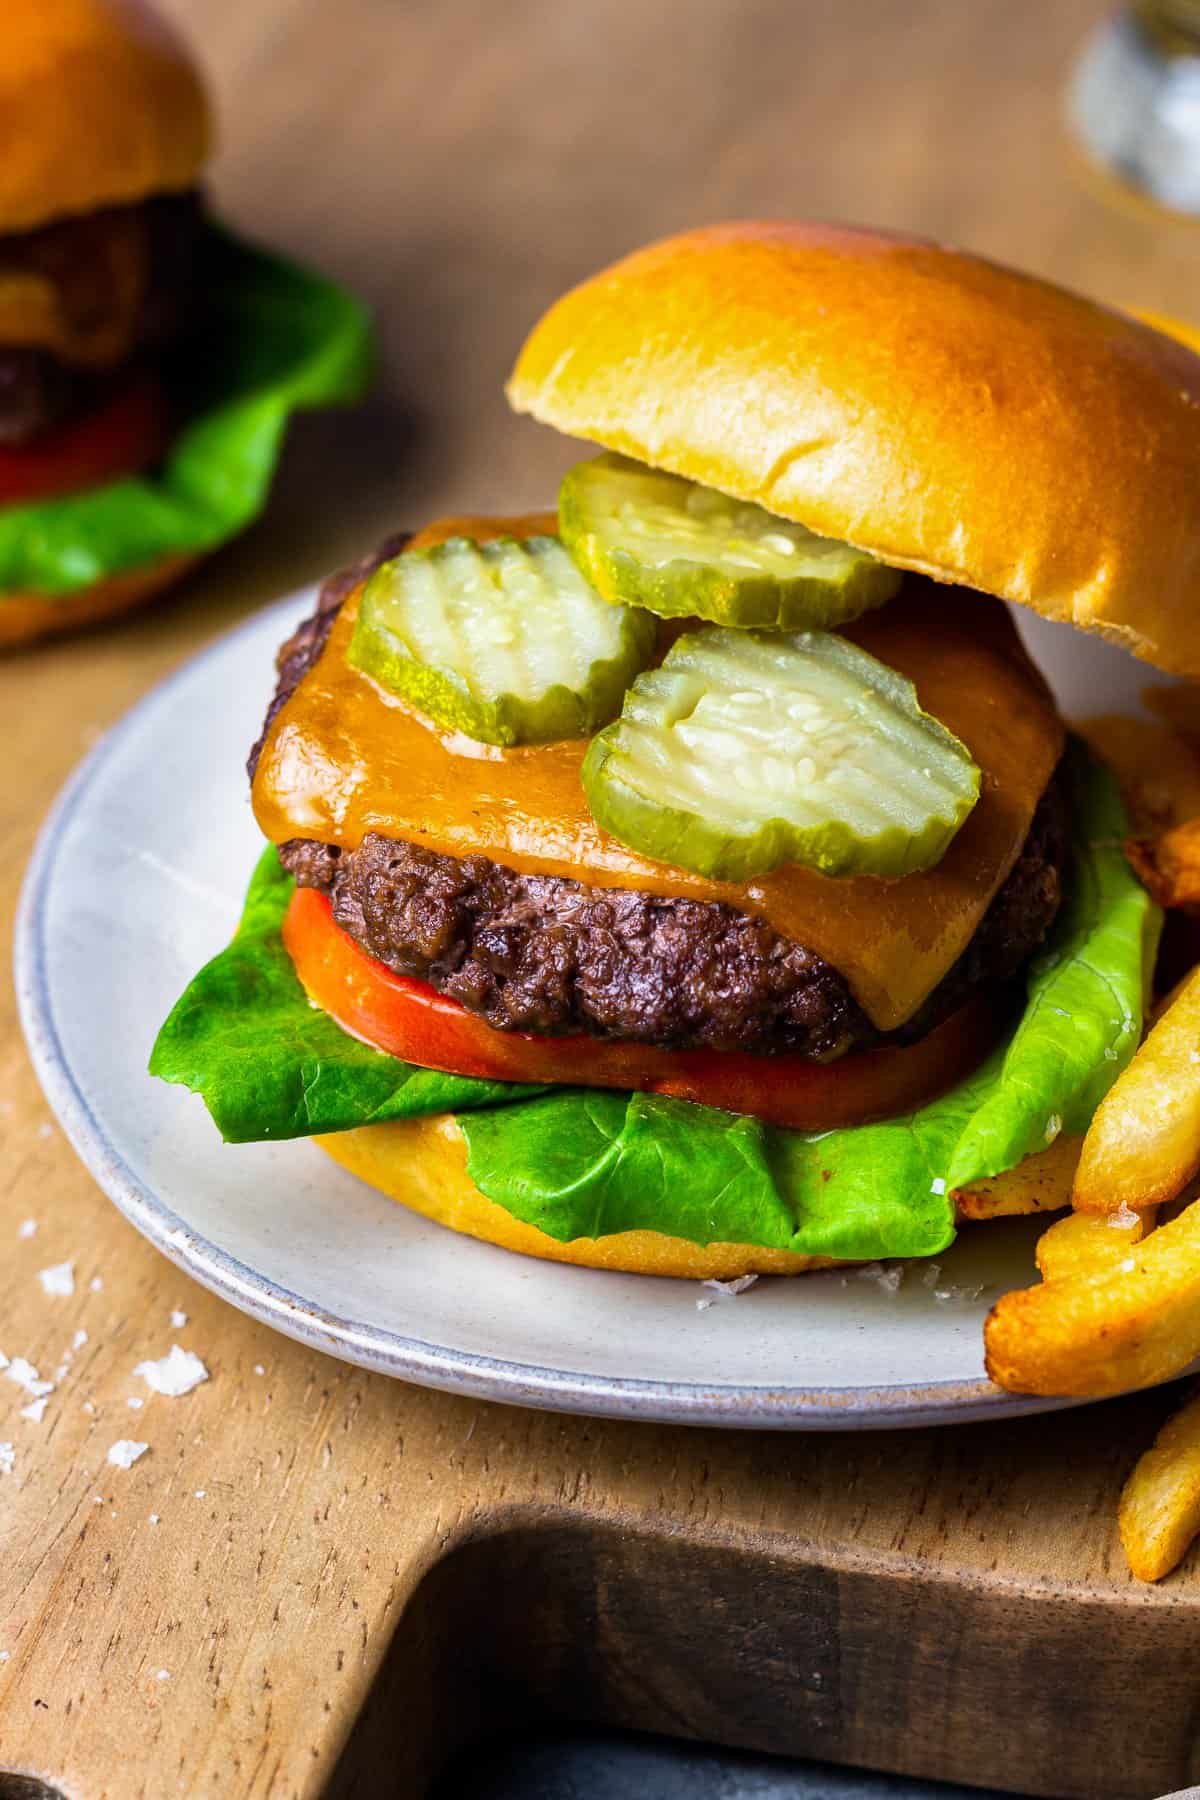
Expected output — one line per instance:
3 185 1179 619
253 543 1069 1059
0 192 203 445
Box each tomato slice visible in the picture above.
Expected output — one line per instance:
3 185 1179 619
282 885 999 1132
0 371 169 507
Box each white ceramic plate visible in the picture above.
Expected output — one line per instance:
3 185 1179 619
14 589 1168 1429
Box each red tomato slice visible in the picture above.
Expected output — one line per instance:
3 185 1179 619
283 885 999 1132
0 371 169 507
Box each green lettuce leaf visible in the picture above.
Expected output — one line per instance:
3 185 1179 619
0 227 373 597
150 745 1159 1261
148 848 542 1143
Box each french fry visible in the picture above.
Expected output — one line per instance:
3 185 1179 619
1077 715 1200 835
1073 966 1200 1213
953 1133 1081 1221
1125 818 1200 914
1119 1384 1200 1581
984 1192 1200 1396
1035 1204 1157 1283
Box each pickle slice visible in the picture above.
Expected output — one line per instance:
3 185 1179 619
349 535 657 746
559 453 902 629
581 626 980 881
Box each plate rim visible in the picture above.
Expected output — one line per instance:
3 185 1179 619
13 593 1082 1431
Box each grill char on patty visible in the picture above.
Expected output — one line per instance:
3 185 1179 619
253 541 1069 1060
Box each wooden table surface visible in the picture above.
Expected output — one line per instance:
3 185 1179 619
5 3 1200 1796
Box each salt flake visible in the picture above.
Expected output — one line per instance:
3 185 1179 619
0 1444 13 1475
72 1329 88 1350
929 1177 946 1196
695 1273 758 1312
134 1345 209 1397
19 1398 47 1424
17 1219 36 1240
169 1310 188 1329
37 1261 75 1298
107 1440 149 1470
6 1359 53 1399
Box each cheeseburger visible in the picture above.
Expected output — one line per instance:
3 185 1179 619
154 222 1182 1280
0 0 370 648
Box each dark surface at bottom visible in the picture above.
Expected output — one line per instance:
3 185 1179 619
433 1728 1029 1800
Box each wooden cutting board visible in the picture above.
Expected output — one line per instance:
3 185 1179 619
6 1 1200 1794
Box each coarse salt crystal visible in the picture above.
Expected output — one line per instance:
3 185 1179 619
194 1489 206 1499
1044 1114 1062 1144
19 1398 47 1424
17 1220 36 1240
1118 1257 1137 1272
148 1513 160 1525
72 1329 88 1350
126 1397 144 1410
0 1444 13 1475
929 1177 946 1196
89 1277 103 1293
82 1400 96 1415
253 1364 265 1376
0 1352 8 1371
169 1310 188 1329
134 1345 209 1397
1109 1203 1140 1229
853 1262 904 1293
37 1261 74 1298
106 1440 148 1470
933 1282 986 1304
156 1668 170 1681
0 1651 9 1662
921 1263 943 1289
695 1273 759 1311
6 1359 53 1399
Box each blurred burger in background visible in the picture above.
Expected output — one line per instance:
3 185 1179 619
0 0 372 647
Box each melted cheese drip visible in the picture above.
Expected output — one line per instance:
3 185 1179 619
253 522 1064 1031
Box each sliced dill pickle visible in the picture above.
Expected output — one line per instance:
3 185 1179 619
559 453 902 629
349 535 657 746
581 626 980 881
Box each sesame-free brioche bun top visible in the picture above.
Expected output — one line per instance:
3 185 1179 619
508 221 1200 678
0 0 211 234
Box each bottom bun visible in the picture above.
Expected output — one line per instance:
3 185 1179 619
0 553 198 649
314 1115 1081 1279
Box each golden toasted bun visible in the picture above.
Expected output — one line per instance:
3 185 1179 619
1 1 211 234
0 553 197 649
315 1116 1071 1279
508 222 1200 677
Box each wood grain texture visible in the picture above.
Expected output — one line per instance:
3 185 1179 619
4 1 1200 1795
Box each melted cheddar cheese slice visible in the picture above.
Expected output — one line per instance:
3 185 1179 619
252 520 1064 1032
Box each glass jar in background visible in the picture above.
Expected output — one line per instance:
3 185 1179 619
1072 3 1200 212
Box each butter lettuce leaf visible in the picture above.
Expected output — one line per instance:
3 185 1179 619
150 746 1159 1261
0 226 372 597
149 848 541 1143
